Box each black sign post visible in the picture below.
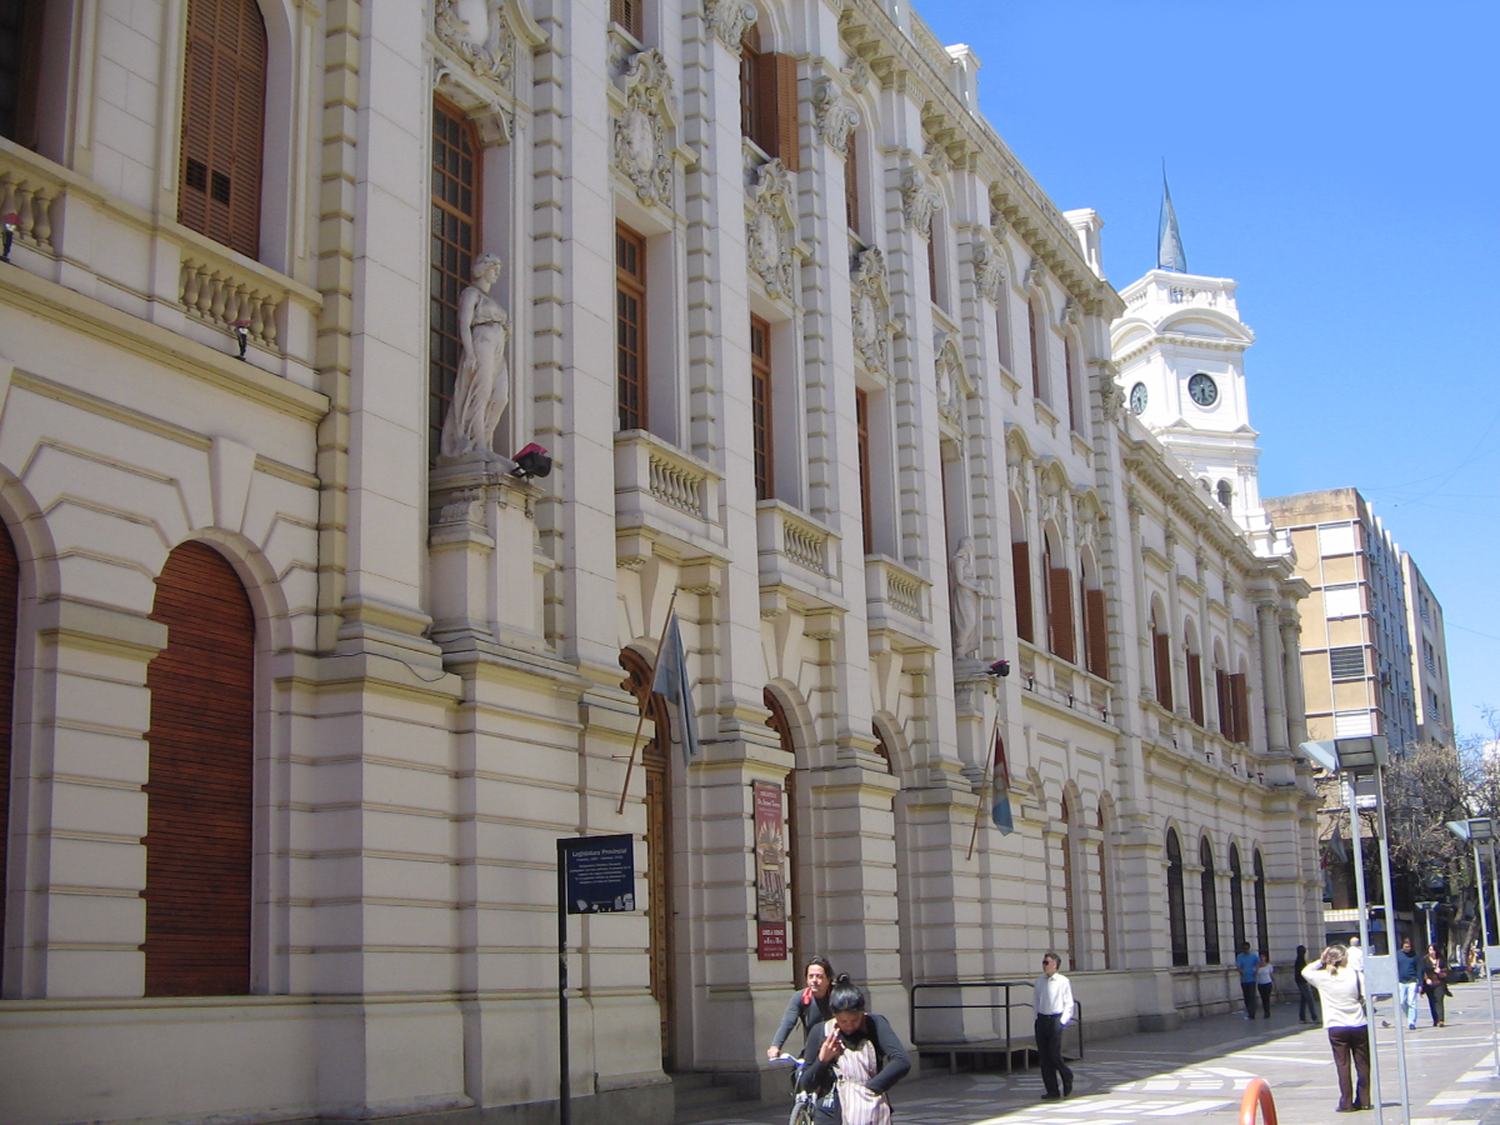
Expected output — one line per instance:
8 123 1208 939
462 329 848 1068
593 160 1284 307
556 834 636 1125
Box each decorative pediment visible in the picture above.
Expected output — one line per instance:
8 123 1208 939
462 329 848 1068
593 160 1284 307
746 159 800 302
614 49 680 206
973 241 1006 305
851 248 896 375
901 169 942 238
435 0 544 89
704 0 758 46
813 81 861 152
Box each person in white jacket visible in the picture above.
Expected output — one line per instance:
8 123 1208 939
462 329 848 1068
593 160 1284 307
1301 944 1371 1113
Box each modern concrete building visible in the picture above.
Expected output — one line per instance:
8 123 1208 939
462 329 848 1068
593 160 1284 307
1403 552 1455 747
0 0 1320 1122
1263 489 1432 750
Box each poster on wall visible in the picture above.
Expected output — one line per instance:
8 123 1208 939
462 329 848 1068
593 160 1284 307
753 781 787 960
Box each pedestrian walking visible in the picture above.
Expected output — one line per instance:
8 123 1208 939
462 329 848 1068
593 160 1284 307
1255 955 1274 1018
1422 944 1450 1027
1396 938 1420 1031
1235 942 1260 1019
1294 945 1321 1024
1033 953 1075 1100
1346 936 1365 972
1301 944 1371 1113
798 976 909 1125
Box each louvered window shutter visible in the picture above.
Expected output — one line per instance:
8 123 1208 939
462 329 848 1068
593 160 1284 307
179 0 267 259
1186 652 1204 725
144 541 255 997
1084 587 1108 678
1153 630 1173 710
611 0 643 39
1048 567 1075 664
1012 541 1033 643
0 522 17 984
1230 674 1249 743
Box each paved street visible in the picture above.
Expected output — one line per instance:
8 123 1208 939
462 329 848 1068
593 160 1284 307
683 982 1500 1125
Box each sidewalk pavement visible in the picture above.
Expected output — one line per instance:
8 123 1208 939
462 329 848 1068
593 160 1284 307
682 981 1500 1125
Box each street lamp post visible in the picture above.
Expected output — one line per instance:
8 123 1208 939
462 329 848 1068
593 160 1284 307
1446 818 1500 1077
1303 736 1412 1125
1415 901 1439 950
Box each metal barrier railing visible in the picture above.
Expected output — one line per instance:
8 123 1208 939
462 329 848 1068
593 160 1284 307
1240 1077 1278 1125
908 980 1085 1073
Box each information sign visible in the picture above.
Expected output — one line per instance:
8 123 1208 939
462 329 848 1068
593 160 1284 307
560 834 635 914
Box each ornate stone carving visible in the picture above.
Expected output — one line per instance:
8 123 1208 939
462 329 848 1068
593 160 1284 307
813 81 861 151
614 49 677 206
973 242 1005 304
935 333 968 428
1099 374 1124 422
1024 257 1046 292
746 158 799 302
437 488 487 528
436 0 517 86
1039 470 1062 528
901 169 941 238
1061 297 1082 328
850 247 895 375
842 56 872 93
704 0 757 46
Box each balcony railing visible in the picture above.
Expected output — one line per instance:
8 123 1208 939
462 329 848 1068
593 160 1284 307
0 139 320 375
614 430 725 557
865 555 932 643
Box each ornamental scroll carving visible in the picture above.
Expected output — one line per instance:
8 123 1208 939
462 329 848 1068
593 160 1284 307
851 247 895 375
901 169 941 238
614 49 678 206
813 81 861 151
704 0 757 46
1099 373 1124 422
934 333 968 428
436 0 518 86
746 159 798 301
973 242 1005 304
1024 257 1046 292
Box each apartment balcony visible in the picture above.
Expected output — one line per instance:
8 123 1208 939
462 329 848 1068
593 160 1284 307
756 500 843 614
614 429 727 562
0 139 320 387
864 555 936 649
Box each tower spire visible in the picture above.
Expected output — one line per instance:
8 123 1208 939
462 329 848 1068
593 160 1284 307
1157 161 1187 273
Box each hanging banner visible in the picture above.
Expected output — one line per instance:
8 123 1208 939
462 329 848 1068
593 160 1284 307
753 781 787 960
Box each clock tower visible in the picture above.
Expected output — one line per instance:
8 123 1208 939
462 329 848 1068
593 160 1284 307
1111 269 1277 552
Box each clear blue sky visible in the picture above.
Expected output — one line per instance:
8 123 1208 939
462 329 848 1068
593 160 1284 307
910 0 1500 742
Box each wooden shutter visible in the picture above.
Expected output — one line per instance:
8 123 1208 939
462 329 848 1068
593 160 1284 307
1186 652 1204 725
616 223 647 431
1012 541 1033 643
1216 668 1229 734
751 52 799 171
144 541 254 997
1047 567 1075 664
1084 587 1108 679
1152 630 1173 710
610 0 643 39
1028 301 1042 399
179 0 267 259
1229 673 1250 743
0 520 17 980
856 388 873 554
750 315 774 501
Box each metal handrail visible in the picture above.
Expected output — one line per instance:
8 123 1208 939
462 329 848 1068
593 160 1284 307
909 980 1085 1070
1239 1077 1278 1125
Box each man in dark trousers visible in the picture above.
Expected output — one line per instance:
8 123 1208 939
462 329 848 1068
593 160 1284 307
1034 953 1075 1100
1236 942 1261 1019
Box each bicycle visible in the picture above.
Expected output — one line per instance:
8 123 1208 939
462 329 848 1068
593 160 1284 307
775 1053 817 1125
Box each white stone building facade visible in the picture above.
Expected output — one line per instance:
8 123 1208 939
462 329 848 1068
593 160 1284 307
0 0 1320 1122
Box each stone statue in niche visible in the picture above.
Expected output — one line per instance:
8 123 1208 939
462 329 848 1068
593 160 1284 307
440 252 511 460
950 536 984 658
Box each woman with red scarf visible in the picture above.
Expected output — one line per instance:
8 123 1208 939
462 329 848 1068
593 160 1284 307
767 956 836 1059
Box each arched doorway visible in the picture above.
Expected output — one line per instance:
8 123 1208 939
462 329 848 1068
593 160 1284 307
621 650 675 1066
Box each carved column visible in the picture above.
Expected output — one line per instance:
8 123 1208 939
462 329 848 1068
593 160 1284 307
1280 610 1308 750
1256 600 1289 754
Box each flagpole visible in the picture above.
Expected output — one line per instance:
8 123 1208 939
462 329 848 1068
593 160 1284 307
616 587 680 816
967 711 1002 862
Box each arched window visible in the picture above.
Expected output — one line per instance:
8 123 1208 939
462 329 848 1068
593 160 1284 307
1097 803 1112 970
144 542 255 996
0 519 18 982
430 97 482 457
1200 837 1220 965
1150 604 1173 711
1184 623 1204 726
178 0 268 259
1229 843 1247 951
1010 493 1033 644
1043 531 1075 664
1217 480 1233 510
1253 849 1269 957
1061 795 1078 970
1166 828 1187 967
766 688 803 983
739 22 798 170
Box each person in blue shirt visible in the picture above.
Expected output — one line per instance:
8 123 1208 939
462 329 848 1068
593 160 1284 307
1236 942 1262 1019
1396 938 1420 1030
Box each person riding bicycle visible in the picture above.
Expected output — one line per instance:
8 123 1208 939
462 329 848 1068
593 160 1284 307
767 956 837 1060
798 976 910 1125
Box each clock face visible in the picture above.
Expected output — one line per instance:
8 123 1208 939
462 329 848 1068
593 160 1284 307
1188 372 1218 407
1129 382 1148 415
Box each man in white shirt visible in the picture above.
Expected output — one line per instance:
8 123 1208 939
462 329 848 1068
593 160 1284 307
1034 953 1075 1100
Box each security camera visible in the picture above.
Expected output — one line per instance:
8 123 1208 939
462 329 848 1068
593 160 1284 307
511 443 553 479
985 659 1010 678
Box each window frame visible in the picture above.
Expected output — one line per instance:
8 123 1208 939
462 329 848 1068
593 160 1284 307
616 221 649 432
